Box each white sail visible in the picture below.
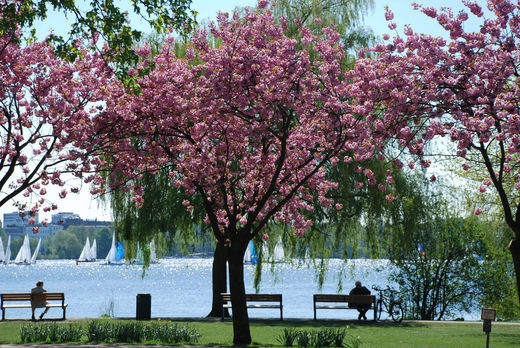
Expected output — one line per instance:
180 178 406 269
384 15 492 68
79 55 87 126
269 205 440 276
4 235 11 264
78 236 91 261
244 242 252 263
273 238 285 262
105 232 122 264
14 235 31 264
150 239 157 263
0 236 4 263
31 238 41 263
90 239 97 260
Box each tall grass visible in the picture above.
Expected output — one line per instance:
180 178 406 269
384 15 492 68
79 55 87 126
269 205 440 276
20 320 200 344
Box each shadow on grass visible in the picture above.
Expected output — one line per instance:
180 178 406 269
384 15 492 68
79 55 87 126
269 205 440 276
246 318 424 329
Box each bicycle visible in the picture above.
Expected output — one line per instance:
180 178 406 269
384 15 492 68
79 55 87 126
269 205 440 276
372 286 404 323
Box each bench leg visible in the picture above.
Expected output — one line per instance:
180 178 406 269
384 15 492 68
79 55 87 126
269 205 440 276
2 308 4 320
313 305 316 320
280 307 283 321
63 307 66 320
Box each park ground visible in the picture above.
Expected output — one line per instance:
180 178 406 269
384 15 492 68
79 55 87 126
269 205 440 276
1 317 520 347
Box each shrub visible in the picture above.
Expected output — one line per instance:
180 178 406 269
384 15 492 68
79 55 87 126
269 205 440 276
145 321 201 344
277 327 299 346
86 320 112 342
20 322 83 343
276 328 349 348
20 323 47 343
296 329 312 348
112 321 144 342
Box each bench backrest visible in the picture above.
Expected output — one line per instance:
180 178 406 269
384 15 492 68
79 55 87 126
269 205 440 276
221 293 282 303
314 294 375 304
1 292 65 302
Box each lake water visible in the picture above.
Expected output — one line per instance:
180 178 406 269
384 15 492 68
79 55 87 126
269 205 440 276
0 258 478 320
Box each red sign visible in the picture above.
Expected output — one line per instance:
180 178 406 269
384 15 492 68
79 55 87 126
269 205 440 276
481 308 496 321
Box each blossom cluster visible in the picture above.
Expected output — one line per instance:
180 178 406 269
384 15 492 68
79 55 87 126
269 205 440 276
84 2 403 239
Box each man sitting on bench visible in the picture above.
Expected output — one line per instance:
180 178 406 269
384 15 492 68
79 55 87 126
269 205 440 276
349 281 371 320
31 280 49 320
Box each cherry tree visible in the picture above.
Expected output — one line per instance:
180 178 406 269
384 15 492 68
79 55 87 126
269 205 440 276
0 22 112 225
82 2 402 343
350 0 520 304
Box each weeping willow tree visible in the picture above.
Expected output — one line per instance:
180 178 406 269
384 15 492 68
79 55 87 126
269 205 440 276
251 158 433 292
108 0 380 317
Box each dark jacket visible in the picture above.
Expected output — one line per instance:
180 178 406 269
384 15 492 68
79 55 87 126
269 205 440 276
349 285 371 308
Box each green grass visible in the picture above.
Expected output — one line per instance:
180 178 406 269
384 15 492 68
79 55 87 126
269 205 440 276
1 318 519 347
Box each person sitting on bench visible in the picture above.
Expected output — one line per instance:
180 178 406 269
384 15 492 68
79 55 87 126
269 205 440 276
349 281 371 320
31 280 49 320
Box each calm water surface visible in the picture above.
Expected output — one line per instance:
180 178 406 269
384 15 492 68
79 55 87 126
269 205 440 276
0 258 477 320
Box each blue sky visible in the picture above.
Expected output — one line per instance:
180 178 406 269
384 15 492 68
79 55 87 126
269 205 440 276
33 1 487 42
15 0 487 222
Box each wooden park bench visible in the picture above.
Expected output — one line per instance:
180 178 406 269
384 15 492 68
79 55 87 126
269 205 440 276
220 293 283 320
313 294 376 320
1 292 68 320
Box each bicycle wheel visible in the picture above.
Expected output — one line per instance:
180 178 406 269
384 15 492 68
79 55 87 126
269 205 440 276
389 302 403 323
376 300 382 320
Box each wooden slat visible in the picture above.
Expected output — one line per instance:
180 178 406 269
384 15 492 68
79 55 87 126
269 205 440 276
1 292 67 320
220 293 283 320
314 294 375 304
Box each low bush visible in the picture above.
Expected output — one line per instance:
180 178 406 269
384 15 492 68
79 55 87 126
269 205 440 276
20 322 82 343
20 320 200 345
277 327 299 346
278 327 352 348
86 320 112 342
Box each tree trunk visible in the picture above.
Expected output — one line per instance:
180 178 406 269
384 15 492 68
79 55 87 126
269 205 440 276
206 242 230 318
228 243 251 345
509 238 520 305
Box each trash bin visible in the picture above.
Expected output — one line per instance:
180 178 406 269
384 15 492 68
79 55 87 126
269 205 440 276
136 293 151 320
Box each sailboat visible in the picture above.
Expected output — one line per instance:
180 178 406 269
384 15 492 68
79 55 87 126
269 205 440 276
273 239 285 262
244 240 257 264
261 237 285 263
91 239 97 260
150 239 157 263
14 235 32 265
3 235 11 264
77 237 96 262
31 238 41 263
0 237 4 263
129 240 158 265
105 232 124 264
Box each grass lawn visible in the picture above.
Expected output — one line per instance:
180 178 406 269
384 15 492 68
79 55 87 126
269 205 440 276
0 318 519 347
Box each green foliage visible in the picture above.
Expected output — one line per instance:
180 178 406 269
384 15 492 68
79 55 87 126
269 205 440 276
112 321 144 342
476 232 520 320
278 327 299 346
389 202 493 320
110 170 212 266
146 320 202 344
0 0 197 78
272 0 375 50
44 230 82 259
6 319 520 347
278 327 349 347
21 320 201 344
20 322 83 343
86 320 112 342
39 226 112 259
